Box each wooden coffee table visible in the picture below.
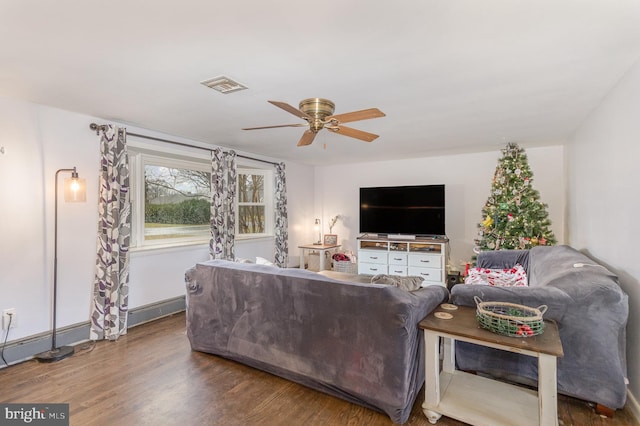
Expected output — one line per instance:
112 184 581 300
419 305 563 426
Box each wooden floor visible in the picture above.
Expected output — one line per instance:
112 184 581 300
0 313 637 426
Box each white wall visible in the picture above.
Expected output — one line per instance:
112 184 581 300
0 96 314 342
568 58 640 414
314 146 565 271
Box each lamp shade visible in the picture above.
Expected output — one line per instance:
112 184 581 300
64 176 86 202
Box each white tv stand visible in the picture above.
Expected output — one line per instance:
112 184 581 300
357 235 449 287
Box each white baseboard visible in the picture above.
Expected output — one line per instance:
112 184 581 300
628 389 640 423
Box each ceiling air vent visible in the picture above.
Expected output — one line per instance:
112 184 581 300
200 76 248 94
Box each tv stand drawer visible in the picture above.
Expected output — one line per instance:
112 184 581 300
358 264 387 275
408 267 442 283
408 254 442 268
389 253 408 265
359 251 388 264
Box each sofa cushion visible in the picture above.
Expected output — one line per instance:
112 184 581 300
256 256 275 266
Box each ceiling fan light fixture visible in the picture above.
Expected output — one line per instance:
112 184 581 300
200 76 248 94
298 98 335 119
243 99 384 146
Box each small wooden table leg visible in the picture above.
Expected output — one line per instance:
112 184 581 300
423 331 443 424
595 404 615 417
538 353 558 426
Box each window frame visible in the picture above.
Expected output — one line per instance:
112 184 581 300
235 167 274 240
128 141 275 251
130 151 212 248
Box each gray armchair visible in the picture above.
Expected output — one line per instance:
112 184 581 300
450 245 628 412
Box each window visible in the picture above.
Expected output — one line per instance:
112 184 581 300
129 145 274 249
131 153 211 247
237 169 273 238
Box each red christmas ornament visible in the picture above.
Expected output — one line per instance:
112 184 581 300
507 213 514 222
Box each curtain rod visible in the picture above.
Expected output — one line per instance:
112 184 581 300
89 123 279 166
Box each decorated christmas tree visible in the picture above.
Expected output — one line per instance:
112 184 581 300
474 143 556 252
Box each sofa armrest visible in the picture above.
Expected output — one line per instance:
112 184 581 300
408 285 450 322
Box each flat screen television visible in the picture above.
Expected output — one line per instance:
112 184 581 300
359 184 445 237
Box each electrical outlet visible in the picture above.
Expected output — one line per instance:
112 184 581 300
2 308 17 331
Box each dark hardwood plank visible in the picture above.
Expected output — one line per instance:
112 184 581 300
0 313 637 425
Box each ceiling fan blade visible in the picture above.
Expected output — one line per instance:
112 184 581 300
297 130 317 147
242 123 308 130
328 125 379 142
325 108 385 124
268 101 312 120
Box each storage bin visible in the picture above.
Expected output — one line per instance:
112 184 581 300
333 260 357 274
308 252 331 272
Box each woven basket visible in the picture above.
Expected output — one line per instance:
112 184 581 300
474 296 547 337
333 260 357 274
308 252 330 271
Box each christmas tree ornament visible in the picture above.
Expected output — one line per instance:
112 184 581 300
500 203 509 210
482 216 494 228
507 213 514 222
539 237 547 245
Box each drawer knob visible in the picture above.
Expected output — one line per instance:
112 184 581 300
420 260 430 263
421 273 430 276
393 257 403 261
370 256 378 260
370 268 378 271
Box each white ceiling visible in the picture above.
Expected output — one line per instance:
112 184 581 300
1 0 639 166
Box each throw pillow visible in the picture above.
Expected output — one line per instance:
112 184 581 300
255 256 275 266
464 264 528 287
371 274 425 291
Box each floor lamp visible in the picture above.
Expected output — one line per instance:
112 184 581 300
35 167 86 363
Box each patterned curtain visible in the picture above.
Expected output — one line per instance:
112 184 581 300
210 148 237 260
90 125 131 341
274 162 288 268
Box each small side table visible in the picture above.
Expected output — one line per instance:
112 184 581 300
419 305 563 426
298 243 341 270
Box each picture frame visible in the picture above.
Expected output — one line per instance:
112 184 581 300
323 234 338 245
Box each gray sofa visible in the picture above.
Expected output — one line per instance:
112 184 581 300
450 245 628 411
185 259 449 424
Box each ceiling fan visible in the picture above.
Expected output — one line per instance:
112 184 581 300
242 98 385 147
